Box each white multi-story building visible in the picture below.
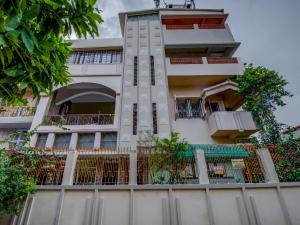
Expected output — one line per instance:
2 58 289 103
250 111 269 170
1 7 257 150
1 6 299 225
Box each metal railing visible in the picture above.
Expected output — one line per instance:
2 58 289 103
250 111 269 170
44 114 115 125
169 57 238 65
268 145 300 182
137 147 198 185
73 155 129 185
0 106 36 117
203 144 265 184
207 57 238 64
170 57 203 64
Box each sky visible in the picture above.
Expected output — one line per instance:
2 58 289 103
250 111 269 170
96 0 300 127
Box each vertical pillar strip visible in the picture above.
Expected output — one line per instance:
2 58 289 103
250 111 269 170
276 185 293 225
205 188 216 225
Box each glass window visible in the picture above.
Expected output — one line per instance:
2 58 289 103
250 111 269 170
53 134 71 149
36 134 48 148
209 102 220 113
77 133 95 149
176 98 203 119
101 132 117 148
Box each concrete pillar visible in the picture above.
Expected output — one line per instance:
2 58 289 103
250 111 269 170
30 94 52 130
195 149 210 184
69 133 78 150
93 132 101 149
45 133 55 148
129 152 137 185
256 148 279 183
30 133 38 147
114 94 121 127
62 151 78 185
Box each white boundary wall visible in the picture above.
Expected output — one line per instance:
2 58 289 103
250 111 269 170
3 183 300 225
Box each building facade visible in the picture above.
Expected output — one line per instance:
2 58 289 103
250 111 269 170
1 7 299 225
0 8 257 150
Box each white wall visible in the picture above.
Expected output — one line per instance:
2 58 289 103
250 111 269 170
7 184 300 225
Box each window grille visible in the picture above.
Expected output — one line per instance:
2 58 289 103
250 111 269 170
67 50 123 64
150 56 155 85
133 103 137 135
175 98 204 119
152 103 158 134
134 56 138 86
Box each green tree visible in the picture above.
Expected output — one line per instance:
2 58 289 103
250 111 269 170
235 64 292 144
0 130 37 215
139 132 194 184
0 0 103 105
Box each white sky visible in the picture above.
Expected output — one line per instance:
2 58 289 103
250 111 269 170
95 0 300 126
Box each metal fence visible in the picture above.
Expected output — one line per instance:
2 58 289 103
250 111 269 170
268 144 300 182
137 148 198 185
73 155 129 185
0 106 36 117
43 114 115 125
204 145 265 184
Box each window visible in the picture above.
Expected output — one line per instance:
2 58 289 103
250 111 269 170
150 56 155 85
176 98 204 119
36 134 48 148
101 132 117 148
152 103 157 134
67 50 123 65
53 134 71 149
133 103 137 135
133 56 138 86
209 102 220 113
77 133 95 149
10 131 27 148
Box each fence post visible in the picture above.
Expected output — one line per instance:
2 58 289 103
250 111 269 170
62 151 78 185
195 149 210 184
94 132 101 149
256 148 279 183
45 133 55 148
129 151 137 185
69 133 78 150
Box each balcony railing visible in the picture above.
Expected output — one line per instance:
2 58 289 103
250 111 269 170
170 57 203 64
44 114 115 125
206 57 238 64
0 106 36 117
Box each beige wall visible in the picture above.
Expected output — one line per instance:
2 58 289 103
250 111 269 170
6 184 299 225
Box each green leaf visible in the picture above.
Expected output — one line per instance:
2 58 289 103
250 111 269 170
21 30 34 53
5 15 21 31
4 68 18 77
20 81 27 89
0 34 6 46
23 4 40 20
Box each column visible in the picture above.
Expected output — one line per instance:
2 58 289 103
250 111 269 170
114 94 121 127
30 93 52 130
45 133 55 148
62 151 78 185
69 133 78 150
195 149 210 184
256 148 279 183
129 152 137 185
93 132 101 149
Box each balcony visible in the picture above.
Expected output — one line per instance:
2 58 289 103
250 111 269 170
0 106 36 128
166 57 244 76
43 114 114 126
207 111 258 137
